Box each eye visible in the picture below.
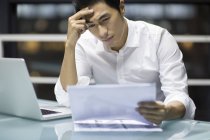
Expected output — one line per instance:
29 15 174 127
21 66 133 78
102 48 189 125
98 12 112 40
86 23 95 28
101 17 110 23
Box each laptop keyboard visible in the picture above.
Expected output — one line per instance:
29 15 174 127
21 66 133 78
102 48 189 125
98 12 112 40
41 109 60 115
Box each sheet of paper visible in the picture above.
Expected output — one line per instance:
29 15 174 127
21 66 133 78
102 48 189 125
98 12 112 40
68 83 162 132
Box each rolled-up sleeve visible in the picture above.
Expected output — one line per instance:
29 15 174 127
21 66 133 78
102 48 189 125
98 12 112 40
54 76 90 107
54 40 92 107
157 29 196 119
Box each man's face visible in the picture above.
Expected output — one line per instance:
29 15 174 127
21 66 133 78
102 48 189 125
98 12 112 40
85 2 127 50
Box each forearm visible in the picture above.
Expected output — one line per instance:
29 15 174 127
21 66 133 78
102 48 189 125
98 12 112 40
165 101 186 120
60 42 78 91
59 8 94 92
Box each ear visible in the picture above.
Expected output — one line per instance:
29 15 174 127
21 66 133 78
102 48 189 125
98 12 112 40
119 0 125 15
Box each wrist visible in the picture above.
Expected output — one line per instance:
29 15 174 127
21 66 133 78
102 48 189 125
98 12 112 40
65 40 76 51
66 38 77 47
165 101 186 120
164 105 172 120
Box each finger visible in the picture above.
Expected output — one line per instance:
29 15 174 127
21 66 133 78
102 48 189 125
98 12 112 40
143 115 161 124
139 101 158 106
139 107 166 116
73 24 87 33
68 19 86 29
69 20 87 30
135 107 164 124
142 113 163 123
139 101 165 109
136 107 167 117
70 9 94 20
69 19 86 25
69 20 86 28
146 118 162 125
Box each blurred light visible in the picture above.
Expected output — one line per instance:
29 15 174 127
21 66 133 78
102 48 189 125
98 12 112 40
17 4 74 19
166 4 195 19
125 4 164 19
124 4 195 20
34 19 48 32
158 20 172 31
180 42 194 51
17 5 37 18
56 4 75 17
18 41 41 54
58 19 68 33
36 4 57 18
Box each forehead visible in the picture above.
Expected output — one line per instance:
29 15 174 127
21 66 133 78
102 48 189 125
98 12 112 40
86 2 117 21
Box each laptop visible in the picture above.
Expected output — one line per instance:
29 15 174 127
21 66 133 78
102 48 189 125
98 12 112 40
0 58 71 120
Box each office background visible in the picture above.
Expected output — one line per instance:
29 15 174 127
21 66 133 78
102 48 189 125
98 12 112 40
0 0 210 121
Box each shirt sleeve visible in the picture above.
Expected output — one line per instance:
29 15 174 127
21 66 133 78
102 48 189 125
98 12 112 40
54 42 92 107
157 29 196 119
54 76 90 107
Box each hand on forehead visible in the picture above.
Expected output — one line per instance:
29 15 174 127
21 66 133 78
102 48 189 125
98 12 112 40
81 7 94 21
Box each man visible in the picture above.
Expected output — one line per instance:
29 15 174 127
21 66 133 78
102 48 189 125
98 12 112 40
55 0 196 124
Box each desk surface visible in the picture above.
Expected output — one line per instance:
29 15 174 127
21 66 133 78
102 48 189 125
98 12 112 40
1 101 210 140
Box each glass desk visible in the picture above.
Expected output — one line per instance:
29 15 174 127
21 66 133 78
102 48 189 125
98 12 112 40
1 102 210 140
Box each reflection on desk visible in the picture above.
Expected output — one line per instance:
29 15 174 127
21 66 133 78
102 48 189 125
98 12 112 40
1 113 210 140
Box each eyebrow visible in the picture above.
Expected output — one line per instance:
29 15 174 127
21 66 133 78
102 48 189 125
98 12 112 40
86 12 110 24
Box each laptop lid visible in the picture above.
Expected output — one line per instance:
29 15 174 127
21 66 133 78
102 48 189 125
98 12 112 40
0 58 71 120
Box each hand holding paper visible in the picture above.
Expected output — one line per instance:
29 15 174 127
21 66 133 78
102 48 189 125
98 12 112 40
136 101 168 125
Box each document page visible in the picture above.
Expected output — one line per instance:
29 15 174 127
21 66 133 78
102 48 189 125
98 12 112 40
68 84 162 132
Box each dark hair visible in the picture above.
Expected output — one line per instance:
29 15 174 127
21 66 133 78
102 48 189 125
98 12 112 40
72 0 120 12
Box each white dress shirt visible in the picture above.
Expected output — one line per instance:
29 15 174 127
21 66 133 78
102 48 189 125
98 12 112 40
55 18 196 119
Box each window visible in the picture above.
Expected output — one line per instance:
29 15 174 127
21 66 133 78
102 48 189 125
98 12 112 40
1 0 210 121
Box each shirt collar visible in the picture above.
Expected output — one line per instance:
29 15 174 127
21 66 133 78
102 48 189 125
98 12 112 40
123 18 140 48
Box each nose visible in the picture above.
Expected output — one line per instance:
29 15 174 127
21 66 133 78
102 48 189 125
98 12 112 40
98 25 108 39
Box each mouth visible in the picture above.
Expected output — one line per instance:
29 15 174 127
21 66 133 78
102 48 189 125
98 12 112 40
102 36 114 42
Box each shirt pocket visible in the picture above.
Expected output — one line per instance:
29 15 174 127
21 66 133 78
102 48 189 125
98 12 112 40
124 56 159 83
